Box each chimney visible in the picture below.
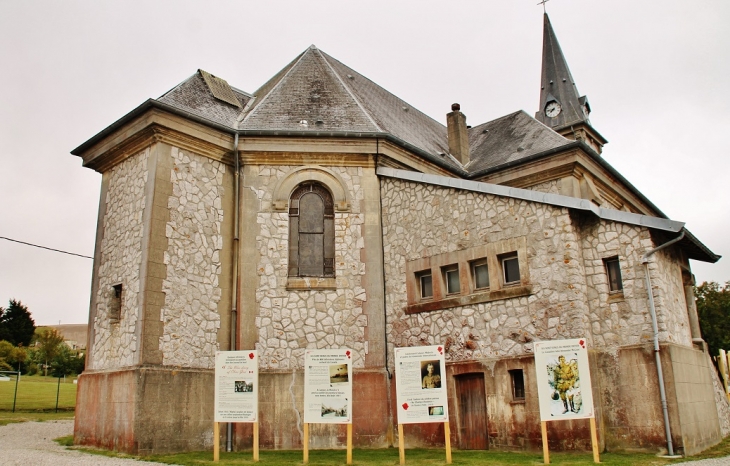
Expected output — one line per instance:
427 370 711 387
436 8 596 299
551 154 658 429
447 103 470 165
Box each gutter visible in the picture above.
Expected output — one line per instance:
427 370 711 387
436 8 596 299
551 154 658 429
641 231 686 458
71 99 467 177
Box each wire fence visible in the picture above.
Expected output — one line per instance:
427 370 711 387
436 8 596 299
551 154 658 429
0 371 77 412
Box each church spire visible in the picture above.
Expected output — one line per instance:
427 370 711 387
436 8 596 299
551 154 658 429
536 13 606 153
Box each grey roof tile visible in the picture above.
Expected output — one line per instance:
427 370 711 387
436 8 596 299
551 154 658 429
157 71 250 128
240 46 379 132
466 110 570 174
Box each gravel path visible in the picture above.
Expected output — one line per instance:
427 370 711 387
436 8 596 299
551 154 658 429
0 420 175 465
2 419 730 465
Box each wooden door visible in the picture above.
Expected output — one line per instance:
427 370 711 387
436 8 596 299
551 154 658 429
456 373 488 450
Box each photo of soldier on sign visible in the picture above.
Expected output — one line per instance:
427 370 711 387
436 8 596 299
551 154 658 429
534 338 594 421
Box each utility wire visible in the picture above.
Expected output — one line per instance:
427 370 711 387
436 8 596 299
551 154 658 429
0 236 93 259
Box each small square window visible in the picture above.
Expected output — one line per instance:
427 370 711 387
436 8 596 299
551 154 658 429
442 265 461 295
604 257 623 292
417 271 433 299
471 260 490 290
509 369 525 400
501 254 520 285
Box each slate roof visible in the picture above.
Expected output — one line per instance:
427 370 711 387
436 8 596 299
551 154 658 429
157 71 252 128
467 110 570 174
535 13 591 131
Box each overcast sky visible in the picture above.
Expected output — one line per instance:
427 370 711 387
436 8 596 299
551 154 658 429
1 1 728 326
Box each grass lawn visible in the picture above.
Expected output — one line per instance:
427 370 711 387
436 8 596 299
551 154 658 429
0 375 77 412
0 411 75 426
60 435 730 466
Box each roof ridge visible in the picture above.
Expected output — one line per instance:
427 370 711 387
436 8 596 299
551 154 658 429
241 48 313 125
319 50 448 132
318 49 383 132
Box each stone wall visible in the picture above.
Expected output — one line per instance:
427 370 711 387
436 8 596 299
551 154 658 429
578 220 653 348
380 178 591 366
650 247 692 347
90 149 149 370
250 165 368 369
159 148 225 369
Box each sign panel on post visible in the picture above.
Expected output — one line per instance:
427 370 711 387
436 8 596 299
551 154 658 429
534 338 594 421
395 345 448 424
303 348 353 424
214 350 258 423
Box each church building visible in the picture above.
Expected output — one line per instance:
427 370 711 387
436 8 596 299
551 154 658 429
72 14 727 456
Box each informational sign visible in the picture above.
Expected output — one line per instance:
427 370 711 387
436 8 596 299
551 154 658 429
534 338 594 421
214 350 258 423
303 348 353 424
395 345 448 424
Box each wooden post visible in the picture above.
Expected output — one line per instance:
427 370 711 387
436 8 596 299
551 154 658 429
590 417 600 463
347 423 353 465
253 421 259 462
303 423 309 464
398 424 405 465
541 421 549 464
213 422 220 462
444 422 452 464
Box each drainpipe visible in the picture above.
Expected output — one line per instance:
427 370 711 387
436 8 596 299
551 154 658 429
641 230 685 457
227 132 240 452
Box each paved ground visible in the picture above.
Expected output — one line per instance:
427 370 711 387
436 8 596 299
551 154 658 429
0 420 175 466
2 419 730 465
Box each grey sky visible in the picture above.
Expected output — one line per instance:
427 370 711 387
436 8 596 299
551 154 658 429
1 1 728 325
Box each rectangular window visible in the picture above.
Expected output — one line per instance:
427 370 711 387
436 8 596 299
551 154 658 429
471 260 490 290
443 265 461 295
110 283 123 321
418 271 433 299
509 369 525 400
501 253 520 285
604 257 623 292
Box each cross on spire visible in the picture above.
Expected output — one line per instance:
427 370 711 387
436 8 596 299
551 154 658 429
537 0 549 13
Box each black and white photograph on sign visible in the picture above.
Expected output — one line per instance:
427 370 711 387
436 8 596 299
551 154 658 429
394 345 449 424
421 360 441 389
303 348 353 424
214 350 259 423
321 400 349 418
234 380 254 393
329 363 349 384
534 339 594 421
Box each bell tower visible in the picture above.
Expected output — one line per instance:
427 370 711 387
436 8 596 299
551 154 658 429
535 13 607 154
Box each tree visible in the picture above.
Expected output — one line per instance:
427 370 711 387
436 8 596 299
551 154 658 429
50 345 85 377
34 328 65 376
695 281 730 357
0 340 27 372
0 300 36 346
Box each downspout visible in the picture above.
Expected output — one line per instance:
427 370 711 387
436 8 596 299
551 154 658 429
641 230 685 457
374 142 390 379
227 132 240 452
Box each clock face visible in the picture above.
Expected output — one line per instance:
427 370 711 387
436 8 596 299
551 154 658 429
545 101 562 118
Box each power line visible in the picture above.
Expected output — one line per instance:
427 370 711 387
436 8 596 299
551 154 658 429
0 236 93 259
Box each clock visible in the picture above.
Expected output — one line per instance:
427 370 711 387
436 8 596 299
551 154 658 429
545 101 562 118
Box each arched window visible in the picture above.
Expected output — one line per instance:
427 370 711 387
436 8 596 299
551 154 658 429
288 182 334 277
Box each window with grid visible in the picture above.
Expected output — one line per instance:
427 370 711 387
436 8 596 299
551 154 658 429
288 183 335 277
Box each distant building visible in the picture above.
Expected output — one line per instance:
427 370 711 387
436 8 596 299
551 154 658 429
71 14 726 456
39 324 87 351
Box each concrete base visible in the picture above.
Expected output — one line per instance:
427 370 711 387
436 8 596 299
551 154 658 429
74 345 724 455
74 367 216 454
